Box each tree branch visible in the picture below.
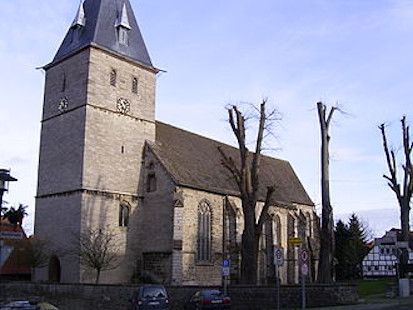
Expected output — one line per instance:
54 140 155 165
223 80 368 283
256 186 275 234
218 146 242 187
251 100 266 195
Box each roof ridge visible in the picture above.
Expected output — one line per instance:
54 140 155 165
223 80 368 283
92 0 103 42
155 120 289 163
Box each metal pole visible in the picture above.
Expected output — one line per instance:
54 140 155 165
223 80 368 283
300 245 306 310
301 271 306 309
0 190 3 282
276 263 280 310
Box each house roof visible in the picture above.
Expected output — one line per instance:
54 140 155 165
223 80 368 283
149 122 314 206
51 0 153 68
0 220 30 275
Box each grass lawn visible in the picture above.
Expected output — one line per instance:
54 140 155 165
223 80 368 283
357 278 397 298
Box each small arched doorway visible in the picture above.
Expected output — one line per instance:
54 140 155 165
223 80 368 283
48 255 61 283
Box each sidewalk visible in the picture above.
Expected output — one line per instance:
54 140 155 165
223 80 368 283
310 294 413 310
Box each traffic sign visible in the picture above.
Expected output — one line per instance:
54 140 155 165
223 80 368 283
222 259 231 276
288 237 302 245
300 249 309 263
301 263 309 276
222 267 230 276
273 247 284 266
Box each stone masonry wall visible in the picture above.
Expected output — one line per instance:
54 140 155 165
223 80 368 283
176 185 318 286
0 282 358 310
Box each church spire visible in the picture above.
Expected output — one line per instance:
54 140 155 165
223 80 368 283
72 0 86 28
50 0 153 68
115 3 131 30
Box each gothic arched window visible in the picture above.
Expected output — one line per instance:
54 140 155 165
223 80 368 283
274 214 282 246
110 69 117 86
306 213 312 237
197 200 212 262
119 203 130 227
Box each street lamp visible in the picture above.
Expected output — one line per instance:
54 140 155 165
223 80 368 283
0 169 18 210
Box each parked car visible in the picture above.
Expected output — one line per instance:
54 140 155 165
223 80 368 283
128 285 170 310
0 301 58 310
184 290 231 309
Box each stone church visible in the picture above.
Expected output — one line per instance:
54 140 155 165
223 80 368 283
35 0 319 285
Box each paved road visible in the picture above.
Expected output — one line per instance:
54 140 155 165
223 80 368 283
310 295 413 310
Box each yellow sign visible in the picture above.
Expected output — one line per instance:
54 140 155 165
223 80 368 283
288 237 302 245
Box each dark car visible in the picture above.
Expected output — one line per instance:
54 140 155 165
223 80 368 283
0 301 58 310
184 290 231 309
128 285 170 310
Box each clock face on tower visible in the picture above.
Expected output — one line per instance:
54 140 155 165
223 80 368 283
58 97 69 113
117 98 131 114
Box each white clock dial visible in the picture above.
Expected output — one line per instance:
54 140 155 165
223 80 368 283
58 97 69 112
117 98 130 114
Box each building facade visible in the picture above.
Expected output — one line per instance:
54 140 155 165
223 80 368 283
35 0 318 285
362 229 413 278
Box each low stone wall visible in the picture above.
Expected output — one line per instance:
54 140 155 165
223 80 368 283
0 282 358 309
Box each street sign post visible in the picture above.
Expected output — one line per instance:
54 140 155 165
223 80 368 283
300 248 308 310
222 259 230 296
273 246 284 310
273 247 284 266
288 237 302 245
301 263 309 276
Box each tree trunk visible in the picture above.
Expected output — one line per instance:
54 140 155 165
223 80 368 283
96 269 101 284
240 229 259 284
400 200 410 242
317 102 335 283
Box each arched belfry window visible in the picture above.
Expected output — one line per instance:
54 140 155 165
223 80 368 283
132 77 138 94
119 203 130 227
61 73 66 92
110 69 117 86
197 200 212 262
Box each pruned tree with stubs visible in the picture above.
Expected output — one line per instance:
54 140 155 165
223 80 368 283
218 99 278 285
75 227 121 284
379 117 412 243
317 101 337 283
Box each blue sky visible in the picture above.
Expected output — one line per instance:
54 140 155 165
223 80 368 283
0 0 412 236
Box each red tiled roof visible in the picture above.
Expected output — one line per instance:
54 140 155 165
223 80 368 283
0 219 31 275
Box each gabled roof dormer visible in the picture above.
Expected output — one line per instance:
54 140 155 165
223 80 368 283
115 4 131 46
115 3 131 30
72 0 86 28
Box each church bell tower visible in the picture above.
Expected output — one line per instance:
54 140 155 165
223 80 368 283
35 0 158 283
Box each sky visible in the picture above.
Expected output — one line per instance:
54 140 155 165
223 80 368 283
0 0 412 236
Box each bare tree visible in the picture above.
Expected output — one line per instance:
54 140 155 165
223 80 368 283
25 237 51 279
76 228 121 284
317 101 337 283
218 99 278 284
379 117 412 242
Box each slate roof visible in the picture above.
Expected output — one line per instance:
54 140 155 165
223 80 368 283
51 0 152 67
149 122 314 206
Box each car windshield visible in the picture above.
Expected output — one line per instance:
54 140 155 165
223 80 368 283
203 290 224 298
143 287 167 299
